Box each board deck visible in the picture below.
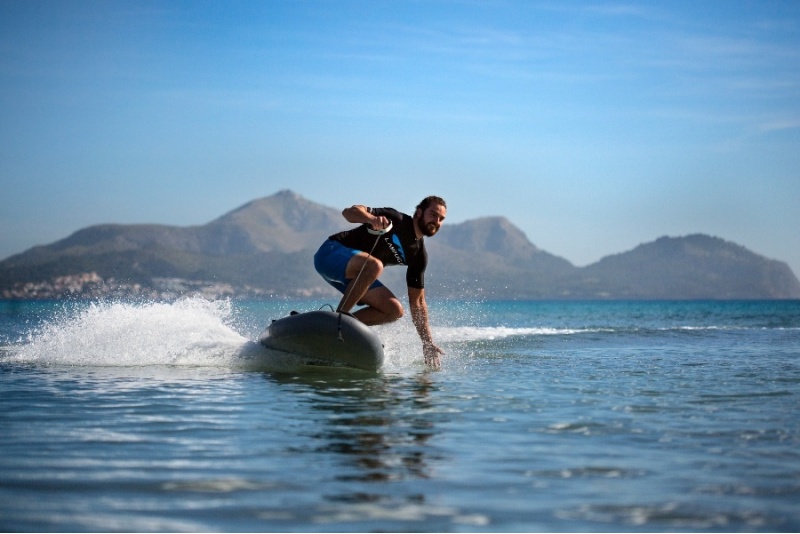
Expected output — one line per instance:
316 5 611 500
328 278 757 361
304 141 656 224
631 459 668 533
258 310 384 372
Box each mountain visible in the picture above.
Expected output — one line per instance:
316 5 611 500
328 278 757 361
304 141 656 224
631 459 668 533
0 190 344 297
572 234 800 299
421 217 577 298
2 190 799 300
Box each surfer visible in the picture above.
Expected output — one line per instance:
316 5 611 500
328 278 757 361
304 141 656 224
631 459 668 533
314 196 447 369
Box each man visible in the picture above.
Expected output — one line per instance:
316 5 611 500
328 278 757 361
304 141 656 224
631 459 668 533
314 196 447 369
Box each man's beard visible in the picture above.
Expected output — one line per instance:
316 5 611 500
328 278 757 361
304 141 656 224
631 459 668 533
416 216 438 237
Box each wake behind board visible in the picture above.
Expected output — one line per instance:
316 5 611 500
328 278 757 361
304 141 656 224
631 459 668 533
258 310 384 372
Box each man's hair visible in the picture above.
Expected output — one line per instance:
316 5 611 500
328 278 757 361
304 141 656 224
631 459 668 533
416 196 447 213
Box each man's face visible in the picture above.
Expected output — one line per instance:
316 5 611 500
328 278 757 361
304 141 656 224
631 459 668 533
416 202 447 237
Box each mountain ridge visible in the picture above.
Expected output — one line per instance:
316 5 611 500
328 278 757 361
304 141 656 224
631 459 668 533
2 190 799 300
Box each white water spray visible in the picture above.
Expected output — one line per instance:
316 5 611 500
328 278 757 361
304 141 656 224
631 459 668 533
13 299 252 367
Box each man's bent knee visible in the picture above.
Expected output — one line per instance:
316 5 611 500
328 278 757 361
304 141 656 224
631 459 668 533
385 298 404 322
358 290 404 325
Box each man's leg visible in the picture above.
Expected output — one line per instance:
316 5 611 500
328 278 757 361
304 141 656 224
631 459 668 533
337 253 404 325
354 285 404 326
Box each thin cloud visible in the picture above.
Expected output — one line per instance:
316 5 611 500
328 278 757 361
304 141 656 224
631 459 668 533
757 118 800 134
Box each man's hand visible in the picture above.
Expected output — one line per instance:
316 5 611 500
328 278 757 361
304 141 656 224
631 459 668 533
370 215 390 232
423 342 444 370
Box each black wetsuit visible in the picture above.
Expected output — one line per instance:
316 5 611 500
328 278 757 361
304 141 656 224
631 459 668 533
328 207 428 289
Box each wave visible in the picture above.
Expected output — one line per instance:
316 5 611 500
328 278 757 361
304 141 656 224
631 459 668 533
435 325 613 342
432 323 800 344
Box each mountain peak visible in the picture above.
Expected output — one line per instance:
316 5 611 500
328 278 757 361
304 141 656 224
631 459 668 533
439 216 539 258
275 188 302 199
205 190 342 253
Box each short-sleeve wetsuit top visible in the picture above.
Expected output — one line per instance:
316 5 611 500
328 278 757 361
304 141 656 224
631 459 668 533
328 207 427 289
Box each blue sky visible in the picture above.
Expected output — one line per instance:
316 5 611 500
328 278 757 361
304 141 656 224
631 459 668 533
2 0 799 278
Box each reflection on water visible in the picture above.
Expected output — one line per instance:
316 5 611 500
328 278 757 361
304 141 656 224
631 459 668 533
266 371 443 505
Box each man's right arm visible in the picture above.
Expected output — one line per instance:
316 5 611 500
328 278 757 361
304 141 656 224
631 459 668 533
342 205 389 231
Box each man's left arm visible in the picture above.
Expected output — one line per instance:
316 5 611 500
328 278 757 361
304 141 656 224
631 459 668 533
408 286 444 369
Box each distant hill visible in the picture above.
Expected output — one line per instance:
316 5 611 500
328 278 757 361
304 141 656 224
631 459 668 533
571 234 800 299
2 190 799 300
428 228 800 299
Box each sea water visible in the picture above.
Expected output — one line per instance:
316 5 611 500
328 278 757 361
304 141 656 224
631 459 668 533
0 298 798 532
